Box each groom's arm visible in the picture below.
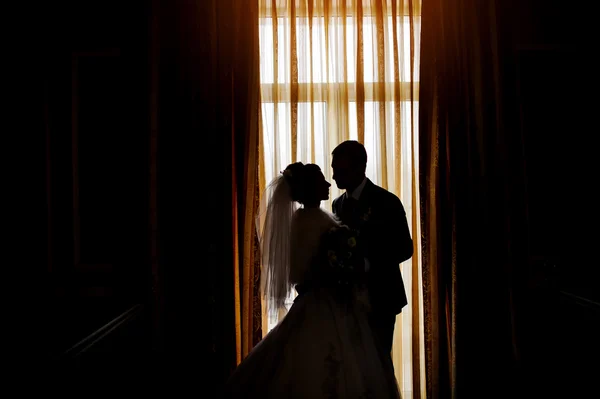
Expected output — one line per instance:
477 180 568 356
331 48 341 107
368 194 413 265
387 196 413 264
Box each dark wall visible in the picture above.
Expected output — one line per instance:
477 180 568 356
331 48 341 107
510 0 598 300
39 1 237 392
505 1 599 395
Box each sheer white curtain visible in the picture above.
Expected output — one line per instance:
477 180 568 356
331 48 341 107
258 1 425 397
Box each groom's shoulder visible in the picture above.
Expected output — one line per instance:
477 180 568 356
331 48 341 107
369 181 402 204
369 181 393 197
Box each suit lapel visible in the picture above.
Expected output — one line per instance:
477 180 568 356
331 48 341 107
339 179 374 226
357 179 374 209
353 179 376 226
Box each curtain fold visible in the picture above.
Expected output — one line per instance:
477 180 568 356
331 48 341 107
229 1 264 364
419 0 524 397
258 1 425 397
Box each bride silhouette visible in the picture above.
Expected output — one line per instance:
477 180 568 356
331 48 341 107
224 162 400 399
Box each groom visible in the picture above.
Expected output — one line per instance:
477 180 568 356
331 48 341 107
331 140 413 356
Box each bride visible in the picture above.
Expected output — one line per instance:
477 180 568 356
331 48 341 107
224 162 400 399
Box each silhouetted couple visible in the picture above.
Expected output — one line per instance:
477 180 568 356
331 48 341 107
225 141 413 398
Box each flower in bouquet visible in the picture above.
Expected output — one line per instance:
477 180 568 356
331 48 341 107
321 225 364 290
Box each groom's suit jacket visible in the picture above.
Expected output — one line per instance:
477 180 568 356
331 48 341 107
333 179 413 315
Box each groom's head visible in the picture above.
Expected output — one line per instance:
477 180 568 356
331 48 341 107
331 140 367 191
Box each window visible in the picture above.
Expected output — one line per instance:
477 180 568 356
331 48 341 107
258 3 424 396
259 1 421 334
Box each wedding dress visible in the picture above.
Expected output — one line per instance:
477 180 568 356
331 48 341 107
224 206 401 399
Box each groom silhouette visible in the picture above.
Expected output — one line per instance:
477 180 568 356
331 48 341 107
331 140 413 356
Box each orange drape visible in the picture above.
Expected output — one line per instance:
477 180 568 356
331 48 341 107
420 0 523 397
229 1 264 363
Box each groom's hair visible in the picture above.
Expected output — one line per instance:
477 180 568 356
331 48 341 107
332 140 367 167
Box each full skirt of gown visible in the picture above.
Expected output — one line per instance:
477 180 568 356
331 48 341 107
224 287 401 399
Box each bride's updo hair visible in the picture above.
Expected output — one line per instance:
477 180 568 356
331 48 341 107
282 162 322 204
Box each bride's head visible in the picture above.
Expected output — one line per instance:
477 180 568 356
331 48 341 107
282 162 331 207
260 162 330 308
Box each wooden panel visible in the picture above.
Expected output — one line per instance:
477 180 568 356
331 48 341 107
71 51 148 276
72 51 121 268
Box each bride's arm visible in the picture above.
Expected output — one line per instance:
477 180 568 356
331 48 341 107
290 214 318 284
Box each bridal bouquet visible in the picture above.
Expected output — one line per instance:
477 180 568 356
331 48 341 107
320 224 365 294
